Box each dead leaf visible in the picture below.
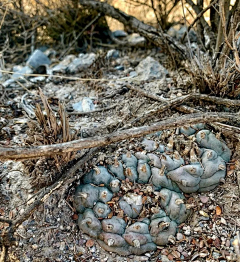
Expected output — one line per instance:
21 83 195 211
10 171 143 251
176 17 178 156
216 206 222 216
142 196 148 204
86 239 94 247
199 210 209 217
72 214 78 220
108 211 113 219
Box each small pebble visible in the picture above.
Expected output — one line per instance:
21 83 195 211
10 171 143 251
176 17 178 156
60 242 65 251
212 252 220 259
176 233 184 241
199 195 209 203
32 244 38 250
133 255 149 261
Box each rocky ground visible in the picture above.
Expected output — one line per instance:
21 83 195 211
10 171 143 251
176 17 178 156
0 45 240 262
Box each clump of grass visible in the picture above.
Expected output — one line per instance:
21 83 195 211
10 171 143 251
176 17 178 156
24 88 77 189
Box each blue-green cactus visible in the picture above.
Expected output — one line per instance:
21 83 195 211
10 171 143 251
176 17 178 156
137 160 151 184
147 153 162 168
119 194 142 218
124 167 138 182
150 167 177 191
93 202 111 218
98 187 113 203
161 152 184 172
109 178 121 193
78 209 102 238
142 139 159 151
159 188 190 224
108 158 125 180
74 126 231 256
150 214 177 246
74 184 99 213
196 130 231 162
179 123 205 136
166 164 203 193
83 166 113 186
122 152 138 167
123 222 157 255
102 216 126 235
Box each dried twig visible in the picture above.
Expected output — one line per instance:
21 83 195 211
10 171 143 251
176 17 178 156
59 13 102 59
127 84 240 107
0 245 7 262
182 0 218 42
0 112 238 161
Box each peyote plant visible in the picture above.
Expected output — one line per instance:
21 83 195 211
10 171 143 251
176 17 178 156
74 126 231 255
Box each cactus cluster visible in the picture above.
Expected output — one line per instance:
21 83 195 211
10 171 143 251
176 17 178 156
74 126 231 255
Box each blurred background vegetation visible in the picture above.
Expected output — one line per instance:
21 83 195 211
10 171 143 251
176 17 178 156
0 0 238 63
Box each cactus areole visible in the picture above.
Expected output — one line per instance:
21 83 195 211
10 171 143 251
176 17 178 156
74 126 231 256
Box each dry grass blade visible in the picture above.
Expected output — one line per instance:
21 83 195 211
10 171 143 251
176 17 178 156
24 88 77 188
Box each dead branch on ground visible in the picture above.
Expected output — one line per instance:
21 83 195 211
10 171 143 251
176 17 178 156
79 0 188 59
0 112 238 161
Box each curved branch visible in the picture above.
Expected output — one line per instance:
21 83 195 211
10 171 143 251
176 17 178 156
79 0 188 59
0 112 238 160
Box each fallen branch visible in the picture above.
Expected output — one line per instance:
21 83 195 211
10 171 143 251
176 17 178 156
79 0 188 59
176 105 240 138
0 112 238 160
127 84 240 107
182 0 218 42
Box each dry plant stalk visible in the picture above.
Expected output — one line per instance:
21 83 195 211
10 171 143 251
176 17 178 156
187 1 240 97
24 88 76 188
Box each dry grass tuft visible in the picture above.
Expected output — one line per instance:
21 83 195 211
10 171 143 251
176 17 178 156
187 54 240 97
24 88 77 189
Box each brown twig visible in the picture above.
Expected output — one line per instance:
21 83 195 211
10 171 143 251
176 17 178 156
127 84 240 107
0 246 7 262
0 112 238 161
59 13 102 59
182 0 218 42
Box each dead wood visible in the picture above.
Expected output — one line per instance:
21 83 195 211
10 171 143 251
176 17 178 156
185 0 216 51
126 84 240 107
0 112 238 161
176 105 240 139
182 0 218 42
79 0 188 59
